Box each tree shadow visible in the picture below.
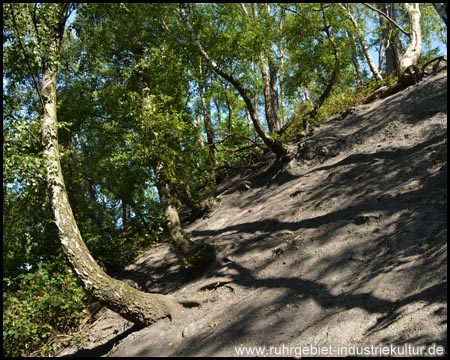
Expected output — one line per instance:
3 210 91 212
171 263 446 357
114 242 211 295
364 281 447 335
179 121 447 355
301 132 447 178
192 126 446 251
62 323 144 357
227 262 393 313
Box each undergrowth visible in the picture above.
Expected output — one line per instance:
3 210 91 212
3 263 88 357
285 80 381 136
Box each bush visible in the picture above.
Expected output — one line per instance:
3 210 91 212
3 262 87 357
314 83 379 124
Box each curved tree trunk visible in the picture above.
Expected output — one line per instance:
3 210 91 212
367 3 421 77
39 5 180 326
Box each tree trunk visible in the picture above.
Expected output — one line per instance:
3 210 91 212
139 84 193 257
198 62 217 166
85 180 107 235
347 29 363 87
339 4 383 84
364 3 422 77
399 3 422 74
264 4 281 133
80 172 154 235
40 62 179 327
153 166 214 269
39 6 180 326
195 114 206 149
222 87 236 147
376 3 402 76
432 3 447 26
278 30 287 127
250 4 280 133
259 52 281 133
121 197 128 230
269 61 281 132
317 6 339 107
260 53 277 133
213 98 224 142
174 184 211 221
255 4 277 134
154 163 191 257
303 4 340 132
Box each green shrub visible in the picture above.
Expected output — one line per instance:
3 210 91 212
85 230 162 274
3 262 87 357
314 83 379 124
290 81 381 132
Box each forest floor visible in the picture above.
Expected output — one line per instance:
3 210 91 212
58 70 447 357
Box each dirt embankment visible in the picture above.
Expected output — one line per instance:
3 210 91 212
59 70 447 357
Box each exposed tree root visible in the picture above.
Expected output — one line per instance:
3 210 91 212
176 276 235 308
362 56 447 104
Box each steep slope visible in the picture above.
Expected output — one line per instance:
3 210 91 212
59 70 447 357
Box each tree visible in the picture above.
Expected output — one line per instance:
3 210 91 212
364 3 422 76
400 3 422 74
338 3 383 84
280 4 345 131
179 3 291 161
6 2 179 327
242 3 282 133
197 60 218 166
71 3 216 262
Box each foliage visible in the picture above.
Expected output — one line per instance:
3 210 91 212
314 80 379 124
419 3 447 51
3 263 87 357
284 78 380 135
85 222 164 274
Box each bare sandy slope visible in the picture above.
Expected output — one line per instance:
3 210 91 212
59 70 447 357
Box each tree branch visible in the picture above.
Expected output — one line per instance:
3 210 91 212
337 3 383 84
239 3 249 17
179 3 288 159
362 3 410 37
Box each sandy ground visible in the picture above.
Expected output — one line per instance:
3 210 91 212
58 70 447 357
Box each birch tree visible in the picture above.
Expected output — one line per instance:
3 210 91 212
5 2 180 327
